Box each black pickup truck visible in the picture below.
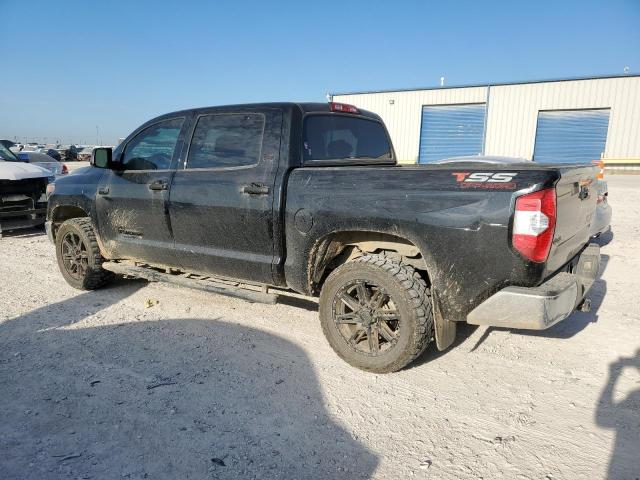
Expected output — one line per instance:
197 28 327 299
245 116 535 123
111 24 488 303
46 102 601 373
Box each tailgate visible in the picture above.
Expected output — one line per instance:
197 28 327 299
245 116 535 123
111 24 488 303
547 164 598 273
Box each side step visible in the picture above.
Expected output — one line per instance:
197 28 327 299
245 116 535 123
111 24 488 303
102 262 278 304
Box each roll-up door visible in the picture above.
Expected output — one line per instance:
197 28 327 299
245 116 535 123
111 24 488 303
418 103 486 163
533 109 610 163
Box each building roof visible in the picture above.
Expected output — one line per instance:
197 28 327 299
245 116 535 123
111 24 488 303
330 73 640 97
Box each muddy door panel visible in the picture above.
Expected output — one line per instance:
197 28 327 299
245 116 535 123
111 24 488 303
95 170 177 265
168 109 282 284
94 116 188 265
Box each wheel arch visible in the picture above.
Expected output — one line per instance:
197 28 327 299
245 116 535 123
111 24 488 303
50 204 89 241
308 229 456 352
308 230 431 293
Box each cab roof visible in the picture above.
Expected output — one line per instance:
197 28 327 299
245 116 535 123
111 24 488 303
153 102 382 122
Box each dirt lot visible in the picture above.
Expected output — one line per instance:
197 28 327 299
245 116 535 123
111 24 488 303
1 176 639 480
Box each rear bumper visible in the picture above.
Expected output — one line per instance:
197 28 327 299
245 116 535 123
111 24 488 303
467 243 600 330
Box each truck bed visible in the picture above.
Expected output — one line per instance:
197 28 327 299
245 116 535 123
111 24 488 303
284 162 598 323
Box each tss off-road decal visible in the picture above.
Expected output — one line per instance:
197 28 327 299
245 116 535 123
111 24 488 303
452 172 518 189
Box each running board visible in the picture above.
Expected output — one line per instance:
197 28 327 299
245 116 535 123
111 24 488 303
101 262 278 304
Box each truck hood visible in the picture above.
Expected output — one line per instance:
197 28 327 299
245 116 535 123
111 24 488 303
0 161 51 180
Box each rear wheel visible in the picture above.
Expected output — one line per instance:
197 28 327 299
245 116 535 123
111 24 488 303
319 253 434 373
55 217 113 290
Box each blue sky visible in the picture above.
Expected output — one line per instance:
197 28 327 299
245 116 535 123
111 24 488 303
1 0 639 145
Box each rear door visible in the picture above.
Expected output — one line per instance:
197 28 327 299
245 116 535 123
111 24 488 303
95 116 188 265
168 108 282 284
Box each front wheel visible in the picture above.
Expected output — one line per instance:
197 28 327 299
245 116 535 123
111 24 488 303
55 217 113 290
319 254 434 373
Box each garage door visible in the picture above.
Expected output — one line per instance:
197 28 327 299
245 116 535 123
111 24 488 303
533 109 610 163
418 104 486 163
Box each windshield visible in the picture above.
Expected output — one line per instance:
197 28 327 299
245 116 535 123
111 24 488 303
0 143 19 162
303 115 392 161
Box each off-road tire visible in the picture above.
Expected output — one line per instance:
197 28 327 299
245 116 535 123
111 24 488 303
319 253 434 373
55 217 113 290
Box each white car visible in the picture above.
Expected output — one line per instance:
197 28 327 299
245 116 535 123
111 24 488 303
0 143 53 236
16 151 68 177
76 146 94 162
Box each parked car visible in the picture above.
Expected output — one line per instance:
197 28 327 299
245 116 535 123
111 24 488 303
76 146 94 162
8 142 23 153
0 143 53 236
55 145 79 161
35 148 63 162
46 102 601 373
16 151 68 176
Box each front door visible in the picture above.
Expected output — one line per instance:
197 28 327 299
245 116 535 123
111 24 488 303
95 116 187 266
168 108 282 284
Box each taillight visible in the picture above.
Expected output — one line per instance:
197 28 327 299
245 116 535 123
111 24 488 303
329 102 359 114
62 163 69 174
512 188 557 262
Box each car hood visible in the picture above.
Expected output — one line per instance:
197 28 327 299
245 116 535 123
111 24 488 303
0 161 51 180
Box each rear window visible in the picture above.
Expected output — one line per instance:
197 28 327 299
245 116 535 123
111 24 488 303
186 113 264 169
303 115 392 161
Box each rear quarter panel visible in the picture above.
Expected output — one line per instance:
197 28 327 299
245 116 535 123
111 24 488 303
284 165 565 322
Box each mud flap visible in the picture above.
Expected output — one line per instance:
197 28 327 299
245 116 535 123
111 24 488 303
432 291 456 351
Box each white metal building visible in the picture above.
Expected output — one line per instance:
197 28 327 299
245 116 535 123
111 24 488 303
331 74 640 168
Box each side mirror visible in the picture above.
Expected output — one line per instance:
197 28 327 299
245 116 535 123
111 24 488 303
91 147 112 169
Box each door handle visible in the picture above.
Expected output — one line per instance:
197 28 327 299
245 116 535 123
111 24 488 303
98 187 110 195
242 183 270 195
148 179 169 191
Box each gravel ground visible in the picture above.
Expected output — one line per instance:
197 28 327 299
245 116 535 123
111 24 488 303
1 176 639 480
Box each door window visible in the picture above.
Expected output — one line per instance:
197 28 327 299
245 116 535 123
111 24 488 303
121 118 184 170
186 113 264 169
